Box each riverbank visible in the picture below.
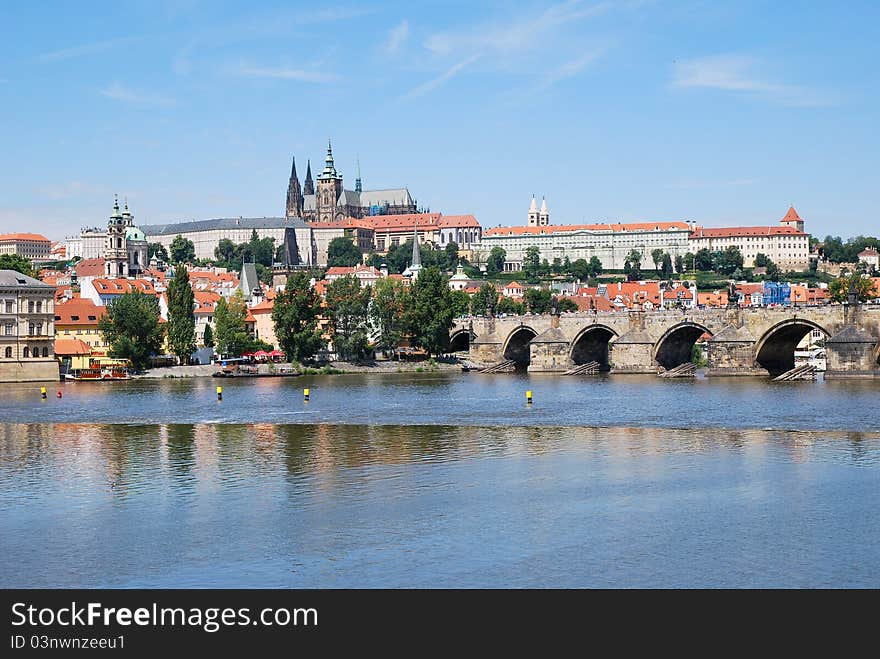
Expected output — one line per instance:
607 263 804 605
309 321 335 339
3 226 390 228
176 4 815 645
135 359 465 378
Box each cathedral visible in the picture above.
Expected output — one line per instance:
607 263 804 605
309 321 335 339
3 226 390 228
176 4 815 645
104 195 148 276
286 142 418 223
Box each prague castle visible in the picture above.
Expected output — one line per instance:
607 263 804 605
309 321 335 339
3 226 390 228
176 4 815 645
285 142 418 223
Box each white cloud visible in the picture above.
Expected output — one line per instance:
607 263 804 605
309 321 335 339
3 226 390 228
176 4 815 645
38 36 142 62
384 20 410 54
229 64 339 84
672 54 831 107
537 50 603 90
100 83 177 107
403 54 481 99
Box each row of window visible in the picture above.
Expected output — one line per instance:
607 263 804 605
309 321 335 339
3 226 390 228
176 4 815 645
3 346 50 358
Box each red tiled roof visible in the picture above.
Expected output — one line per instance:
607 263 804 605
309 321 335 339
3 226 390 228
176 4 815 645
91 278 156 295
193 291 220 315
485 221 690 237
780 206 802 223
690 226 806 238
0 233 50 242
54 298 106 325
437 214 480 228
54 338 92 355
74 258 106 277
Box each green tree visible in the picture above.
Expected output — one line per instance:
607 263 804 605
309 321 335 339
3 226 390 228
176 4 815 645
214 238 238 265
202 323 214 348
470 282 499 316
570 258 590 281
660 253 673 280
496 296 525 315
169 235 196 263
754 252 770 268
523 246 541 281
166 265 196 364
0 254 35 277
524 287 553 314
450 289 471 317
148 243 168 262
327 237 362 268
370 277 409 356
651 248 665 274
714 246 744 276
694 248 714 271
214 291 250 356
551 257 563 274
325 275 371 360
97 291 164 370
405 266 454 356
674 254 684 274
624 249 642 281
272 272 324 363
487 246 506 275
829 272 874 303
588 256 603 277
443 242 460 271
557 297 578 313
248 230 276 267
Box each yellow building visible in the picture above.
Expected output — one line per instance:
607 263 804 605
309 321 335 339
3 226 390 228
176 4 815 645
54 298 109 356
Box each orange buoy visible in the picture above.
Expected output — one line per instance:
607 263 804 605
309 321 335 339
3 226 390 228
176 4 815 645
56 391 62 398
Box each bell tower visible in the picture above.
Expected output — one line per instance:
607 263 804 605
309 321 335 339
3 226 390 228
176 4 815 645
105 195 129 277
316 141 344 223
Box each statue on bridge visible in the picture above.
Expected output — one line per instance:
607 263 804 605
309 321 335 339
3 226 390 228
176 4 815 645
727 281 739 308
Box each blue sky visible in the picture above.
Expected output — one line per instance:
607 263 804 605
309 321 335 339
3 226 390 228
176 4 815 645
1 0 878 241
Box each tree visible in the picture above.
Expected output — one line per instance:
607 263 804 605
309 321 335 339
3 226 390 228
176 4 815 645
450 289 471 317
248 230 275 267
523 246 541 281
214 238 238 265
570 258 590 281
327 237 362 268
97 291 164 370
765 259 781 282
524 287 553 314
169 235 196 263
166 265 196 364
557 298 578 313
202 323 214 348
660 253 673 280
694 248 714 271
370 277 409 356
588 256 603 277
754 253 770 268
405 266 454 356
651 248 665 274
487 246 506 275
325 275 371 360
0 254 35 277
829 272 874 303
714 246 744 276
551 257 563 274
214 292 250 357
470 283 499 316
443 242 460 271
148 243 168 262
496 296 525 315
624 249 642 281
674 254 684 274
272 272 324 363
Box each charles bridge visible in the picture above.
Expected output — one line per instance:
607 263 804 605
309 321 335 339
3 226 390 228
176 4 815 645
449 304 880 377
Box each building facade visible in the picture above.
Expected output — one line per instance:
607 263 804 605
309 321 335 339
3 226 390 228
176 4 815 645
141 217 315 265
689 207 810 270
53 297 108 356
0 233 52 263
475 221 693 271
0 270 57 382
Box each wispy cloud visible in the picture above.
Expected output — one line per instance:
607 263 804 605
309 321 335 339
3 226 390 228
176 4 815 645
227 63 340 84
100 83 176 107
424 0 610 57
537 49 603 90
403 54 481 99
38 36 142 62
384 20 410 54
672 54 832 107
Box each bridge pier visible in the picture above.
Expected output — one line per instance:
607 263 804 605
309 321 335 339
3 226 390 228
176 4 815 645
528 316 572 373
706 325 766 376
471 330 503 366
609 328 658 374
825 325 880 378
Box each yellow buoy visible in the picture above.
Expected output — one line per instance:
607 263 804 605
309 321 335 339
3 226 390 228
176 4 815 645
526 390 533 404
304 388 310 402
216 385 223 400
40 386 47 399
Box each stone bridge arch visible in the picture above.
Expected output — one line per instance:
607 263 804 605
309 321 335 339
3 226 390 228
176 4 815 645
755 318 830 376
503 325 538 371
448 328 473 352
652 321 713 370
569 324 618 370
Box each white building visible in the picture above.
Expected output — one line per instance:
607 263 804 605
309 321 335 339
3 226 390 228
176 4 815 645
689 207 810 270
858 248 879 271
140 217 315 266
474 221 693 271
0 233 52 263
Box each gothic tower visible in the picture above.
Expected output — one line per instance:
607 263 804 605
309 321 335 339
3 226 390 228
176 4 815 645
105 195 129 277
303 160 314 196
286 156 304 218
355 157 362 194
316 141 344 223
539 196 550 226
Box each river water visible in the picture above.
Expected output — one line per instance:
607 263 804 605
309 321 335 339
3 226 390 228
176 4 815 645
1 373 879 587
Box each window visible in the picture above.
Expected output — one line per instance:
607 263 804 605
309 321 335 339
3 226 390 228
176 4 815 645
28 323 34 336
36 301 42 313
36 323 42 335
28 301 34 313
23 347 29 358
42 347 49 358
4 301 11 313
4 324 11 336
4 347 10 358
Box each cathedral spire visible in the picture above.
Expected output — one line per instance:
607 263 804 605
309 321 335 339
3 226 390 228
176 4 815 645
411 225 421 268
286 155 304 218
355 157 362 193
303 160 314 196
320 140 340 179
